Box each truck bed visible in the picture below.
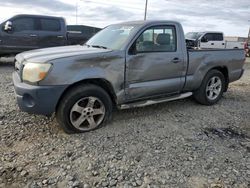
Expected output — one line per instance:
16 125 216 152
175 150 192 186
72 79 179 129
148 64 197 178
184 48 245 91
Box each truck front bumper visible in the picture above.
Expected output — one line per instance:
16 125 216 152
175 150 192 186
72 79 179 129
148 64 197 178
240 69 244 79
13 72 68 116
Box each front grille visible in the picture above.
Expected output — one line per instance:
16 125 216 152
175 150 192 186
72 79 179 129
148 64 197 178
15 59 20 71
14 59 23 80
15 65 20 73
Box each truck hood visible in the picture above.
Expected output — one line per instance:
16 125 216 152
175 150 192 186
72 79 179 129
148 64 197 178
15 45 112 64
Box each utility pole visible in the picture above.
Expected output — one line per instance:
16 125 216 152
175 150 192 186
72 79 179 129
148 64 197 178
248 20 250 43
144 0 148 20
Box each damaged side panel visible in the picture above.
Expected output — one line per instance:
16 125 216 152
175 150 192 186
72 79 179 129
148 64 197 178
125 51 186 100
41 51 126 104
184 49 245 91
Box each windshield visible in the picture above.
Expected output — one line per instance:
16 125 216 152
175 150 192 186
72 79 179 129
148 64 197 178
185 32 203 40
86 25 138 50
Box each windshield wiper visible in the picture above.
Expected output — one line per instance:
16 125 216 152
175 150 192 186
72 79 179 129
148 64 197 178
89 45 108 49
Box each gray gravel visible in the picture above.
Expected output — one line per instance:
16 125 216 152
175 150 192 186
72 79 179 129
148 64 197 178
0 59 250 188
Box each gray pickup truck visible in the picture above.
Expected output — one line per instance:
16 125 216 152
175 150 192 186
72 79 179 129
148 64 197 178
13 20 245 133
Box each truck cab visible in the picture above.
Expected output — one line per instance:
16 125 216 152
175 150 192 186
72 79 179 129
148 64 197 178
186 31 225 49
186 31 245 49
0 14 67 56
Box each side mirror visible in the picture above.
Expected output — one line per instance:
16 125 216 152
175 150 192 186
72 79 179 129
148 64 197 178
201 37 208 43
4 21 13 32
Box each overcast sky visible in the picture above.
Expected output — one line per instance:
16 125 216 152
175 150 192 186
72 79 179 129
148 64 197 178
0 0 249 37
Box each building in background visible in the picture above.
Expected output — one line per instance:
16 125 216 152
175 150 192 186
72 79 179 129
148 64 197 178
224 36 248 42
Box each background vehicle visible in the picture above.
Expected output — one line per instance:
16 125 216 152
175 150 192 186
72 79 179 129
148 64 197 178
0 14 100 57
67 25 101 45
186 31 245 49
13 20 245 133
245 42 250 57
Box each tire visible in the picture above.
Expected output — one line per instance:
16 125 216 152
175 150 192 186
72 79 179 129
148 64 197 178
194 70 226 105
56 84 113 134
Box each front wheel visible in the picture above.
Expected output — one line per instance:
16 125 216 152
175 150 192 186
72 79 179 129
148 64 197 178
194 70 226 105
56 84 113 133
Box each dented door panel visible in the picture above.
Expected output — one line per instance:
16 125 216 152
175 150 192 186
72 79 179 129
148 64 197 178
126 52 185 99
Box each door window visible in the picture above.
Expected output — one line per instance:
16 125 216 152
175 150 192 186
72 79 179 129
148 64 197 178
12 18 35 32
202 33 213 42
135 26 177 52
213 33 223 41
40 18 61 31
203 33 223 41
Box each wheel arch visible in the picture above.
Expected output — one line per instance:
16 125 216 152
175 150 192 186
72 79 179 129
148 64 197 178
210 66 229 91
55 78 117 111
189 65 229 92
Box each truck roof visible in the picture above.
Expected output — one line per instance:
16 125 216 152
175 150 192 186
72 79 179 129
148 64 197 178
187 31 223 34
11 14 64 20
114 20 181 26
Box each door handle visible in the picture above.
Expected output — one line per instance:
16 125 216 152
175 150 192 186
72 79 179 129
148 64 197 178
211 43 214 45
171 57 181 63
29 34 37 37
222 43 225 45
57 35 64 38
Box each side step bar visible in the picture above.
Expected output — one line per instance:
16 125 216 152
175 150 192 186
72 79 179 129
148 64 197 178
119 92 193 110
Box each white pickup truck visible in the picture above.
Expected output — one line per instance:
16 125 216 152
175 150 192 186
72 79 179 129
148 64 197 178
186 32 245 49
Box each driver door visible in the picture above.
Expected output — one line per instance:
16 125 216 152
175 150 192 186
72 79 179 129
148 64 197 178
125 25 186 101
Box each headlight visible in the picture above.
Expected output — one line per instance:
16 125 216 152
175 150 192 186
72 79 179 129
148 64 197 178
23 63 52 83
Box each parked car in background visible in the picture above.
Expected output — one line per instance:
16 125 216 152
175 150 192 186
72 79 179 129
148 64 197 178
0 14 99 57
186 31 245 49
245 42 250 57
13 20 245 133
67 25 101 45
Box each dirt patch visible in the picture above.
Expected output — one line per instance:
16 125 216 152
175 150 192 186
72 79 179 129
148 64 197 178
204 127 250 140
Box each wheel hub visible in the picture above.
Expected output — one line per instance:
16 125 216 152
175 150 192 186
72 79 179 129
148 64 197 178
206 76 222 101
69 97 105 131
82 107 94 117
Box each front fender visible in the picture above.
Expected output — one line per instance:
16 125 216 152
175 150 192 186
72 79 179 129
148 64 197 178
40 52 126 103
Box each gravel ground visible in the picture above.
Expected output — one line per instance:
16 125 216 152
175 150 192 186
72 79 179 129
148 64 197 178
0 59 250 188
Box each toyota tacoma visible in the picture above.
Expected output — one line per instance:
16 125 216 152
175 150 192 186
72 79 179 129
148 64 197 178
13 20 245 133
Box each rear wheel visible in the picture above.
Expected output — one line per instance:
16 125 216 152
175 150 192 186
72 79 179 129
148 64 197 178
194 70 226 105
56 84 113 133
